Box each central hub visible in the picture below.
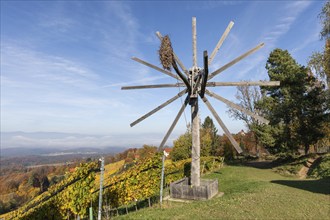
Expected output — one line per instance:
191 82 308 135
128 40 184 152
189 66 203 98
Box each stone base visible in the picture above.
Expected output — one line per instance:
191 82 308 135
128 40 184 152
170 177 218 200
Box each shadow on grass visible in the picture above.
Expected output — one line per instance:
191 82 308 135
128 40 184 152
271 178 330 195
243 161 275 169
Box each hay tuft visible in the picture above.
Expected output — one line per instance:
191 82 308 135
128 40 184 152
159 35 174 70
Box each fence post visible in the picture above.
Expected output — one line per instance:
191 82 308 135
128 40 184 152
160 150 168 207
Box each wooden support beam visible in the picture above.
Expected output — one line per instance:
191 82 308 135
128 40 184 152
191 97 200 186
208 43 265 81
201 96 243 154
130 89 187 127
122 83 185 90
156 31 189 77
159 95 190 151
172 59 191 91
207 81 280 87
209 21 234 65
200 50 209 98
192 17 197 67
192 74 202 95
205 89 269 124
132 57 182 81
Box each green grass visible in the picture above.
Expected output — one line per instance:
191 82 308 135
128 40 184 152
113 165 330 220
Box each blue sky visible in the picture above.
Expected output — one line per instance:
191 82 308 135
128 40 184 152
1 1 325 148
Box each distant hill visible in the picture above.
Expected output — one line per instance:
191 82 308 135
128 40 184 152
1 146 126 158
1 131 166 150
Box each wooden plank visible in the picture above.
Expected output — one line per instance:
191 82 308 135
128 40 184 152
132 57 182 81
208 43 265 81
207 81 280 87
201 96 243 154
208 21 234 65
192 17 197 67
156 31 189 77
159 95 190 151
205 89 269 124
122 83 184 90
130 89 187 127
200 50 209 98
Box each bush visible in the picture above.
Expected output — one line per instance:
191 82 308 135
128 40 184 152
309 154 330 179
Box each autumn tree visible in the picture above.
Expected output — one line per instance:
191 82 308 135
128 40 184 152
307 0 330 152
228 85 269 154
308 1 330 87
170 130 191 161
137 144 157 159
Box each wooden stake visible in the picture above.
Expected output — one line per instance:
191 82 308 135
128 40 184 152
202 96 243 154
192 17 197 67
132 57 182 81
122 83 185 90
130 89 187 127
159 95 190 151
209 21 234 65
205 89 269 124
207 81 280 87
208 43 265 80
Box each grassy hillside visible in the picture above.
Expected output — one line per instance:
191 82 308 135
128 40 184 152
114 165 329 219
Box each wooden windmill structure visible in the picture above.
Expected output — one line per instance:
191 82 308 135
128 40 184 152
122 17 279 187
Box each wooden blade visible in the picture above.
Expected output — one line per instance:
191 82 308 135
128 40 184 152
209 21 234 65
208 43 265 81
200 50 209 98
122 83 184 90
192 17 197 67
201 96 243 154
205 89 269 124
159 95 190 151
132 57 182 81
207 81 280 87
130 89 187 127
156 31 189 77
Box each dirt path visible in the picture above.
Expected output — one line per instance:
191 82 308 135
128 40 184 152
298 157 318 179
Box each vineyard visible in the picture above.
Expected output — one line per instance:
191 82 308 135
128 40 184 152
1 154 224 219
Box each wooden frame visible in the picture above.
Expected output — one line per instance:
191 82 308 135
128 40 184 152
122 17 281 187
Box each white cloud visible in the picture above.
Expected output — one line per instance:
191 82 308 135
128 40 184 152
1 44 99 90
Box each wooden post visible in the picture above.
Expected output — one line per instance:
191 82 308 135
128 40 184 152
97 157 105 220
191 97 200 186
159 152 166 207
89 207 93 220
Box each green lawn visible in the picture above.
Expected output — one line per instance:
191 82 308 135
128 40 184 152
114 165 330 219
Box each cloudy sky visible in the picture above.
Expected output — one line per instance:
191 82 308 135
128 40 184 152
1 1 325 148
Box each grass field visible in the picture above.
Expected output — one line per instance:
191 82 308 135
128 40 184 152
114 164 330 219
